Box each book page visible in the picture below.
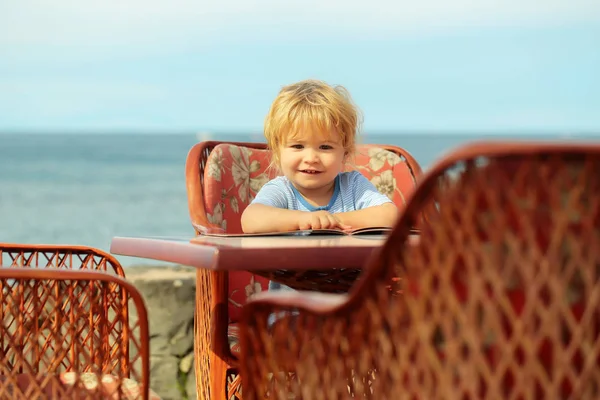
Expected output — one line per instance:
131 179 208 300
349 227 393 235
201 230 314 237
200 227 419 237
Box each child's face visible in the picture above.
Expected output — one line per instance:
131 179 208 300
279 126 347 196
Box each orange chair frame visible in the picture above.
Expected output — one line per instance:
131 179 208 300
185 140 422 399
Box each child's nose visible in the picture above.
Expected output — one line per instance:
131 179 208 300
305 149 319 162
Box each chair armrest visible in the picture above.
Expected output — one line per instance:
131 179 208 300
0 243 125 276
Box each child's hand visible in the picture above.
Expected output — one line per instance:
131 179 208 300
298 211 351 230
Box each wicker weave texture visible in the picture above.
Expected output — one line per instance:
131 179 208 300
0 268 151 399
0 244 125 276
194 268 214 400
241 143 600 399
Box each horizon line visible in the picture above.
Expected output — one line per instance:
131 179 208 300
0 130 599 136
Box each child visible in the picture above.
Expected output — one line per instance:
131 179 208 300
241 79 399 291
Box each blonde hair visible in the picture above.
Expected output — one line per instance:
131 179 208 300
264 79 362 167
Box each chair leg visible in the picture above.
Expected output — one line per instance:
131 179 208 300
210 357 229 399
194 302 211 400
195 268 235 399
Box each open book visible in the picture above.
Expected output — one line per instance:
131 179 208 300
200 227 419 237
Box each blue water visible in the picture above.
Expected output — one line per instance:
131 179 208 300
1 132 597 266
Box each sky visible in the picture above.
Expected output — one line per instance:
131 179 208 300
1 0 599 134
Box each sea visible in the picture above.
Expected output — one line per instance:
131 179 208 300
1 132 598 267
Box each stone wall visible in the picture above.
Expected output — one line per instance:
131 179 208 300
125 266 197 400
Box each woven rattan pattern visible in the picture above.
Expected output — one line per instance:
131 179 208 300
194 268 214 400
0 269 150 399
0 245 150 399
0 244 125 275
0 245 132 375
259 268 362 294
241 144 600 399
227 371 242 399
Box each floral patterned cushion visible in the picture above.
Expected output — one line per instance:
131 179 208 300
203 144 277 233
0 372 162 399
202 143 420 323
203 144 274 322
351 145 419 209
228 272 268 323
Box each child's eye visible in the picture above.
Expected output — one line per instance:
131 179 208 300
320 145 333 150
290 144 303 149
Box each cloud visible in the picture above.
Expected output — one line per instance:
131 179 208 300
1 0 599 51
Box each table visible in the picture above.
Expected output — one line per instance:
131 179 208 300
110 234 407 292
111 233 417 399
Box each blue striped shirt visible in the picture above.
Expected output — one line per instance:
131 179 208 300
250 171 392 293
251 171 392 212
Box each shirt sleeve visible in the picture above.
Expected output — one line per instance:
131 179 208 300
250 179 289 209
352 171 393 209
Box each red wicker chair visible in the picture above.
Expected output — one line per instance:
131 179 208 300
185 140 422 399
239 141 600 399
0 267 160 399
0 244 161 399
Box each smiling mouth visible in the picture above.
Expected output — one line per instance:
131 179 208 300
300 170 322 174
